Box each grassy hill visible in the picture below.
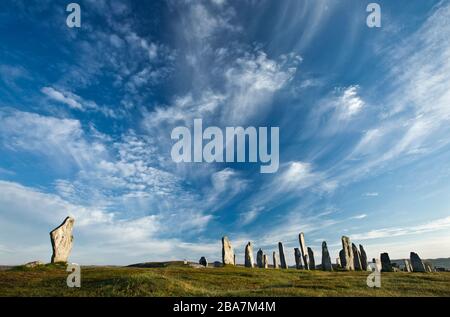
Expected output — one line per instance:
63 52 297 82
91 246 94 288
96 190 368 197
0 262 449 297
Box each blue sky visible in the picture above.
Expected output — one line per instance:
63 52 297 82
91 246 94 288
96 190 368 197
0 0 449 265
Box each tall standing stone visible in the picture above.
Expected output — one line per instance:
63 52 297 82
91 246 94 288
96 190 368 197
352 243 362 271
341 236 354 271
359 244 368 271
298 232 309 270
245 242 254 268
263 254 269 269
380 253 393 272
294 248 303 269
410 252 426 272
307 247 315 270
403 259 412 272
278 242 288 269
199 257 208 267
50 217 75 263
321 241 333 271
222 236 235 265
257 249 264 268
273 252 280 269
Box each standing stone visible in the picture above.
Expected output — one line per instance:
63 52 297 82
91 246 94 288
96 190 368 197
380 253 393 272
336 257 341 268
321 241 333 271
298 232 309 270
352 243 362 271
273 252 280 269
244 242 254 268
403 259 412 272
341 236 354 271
278 242 288 269
50 217 75 263
307 247 315 270
410 252 426 272
199 257 208 267
263 254 269 269
294 248 303 269
222 236 235 265
257 249 264 268
359 244 368 271
372 258 382 272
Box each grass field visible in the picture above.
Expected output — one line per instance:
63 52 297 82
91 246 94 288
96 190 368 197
1 262 449 297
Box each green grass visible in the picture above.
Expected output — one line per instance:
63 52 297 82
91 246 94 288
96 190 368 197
1 263 449 297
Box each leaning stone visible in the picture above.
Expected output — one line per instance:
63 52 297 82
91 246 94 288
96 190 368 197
294 248 303 269
307 247 315 270
245 242 254 268
278 242 288 269
341 236 354 271
352 243 362 271
273 252 280 269
199 257 208 267
50 217 75 263
257 249 264 268
321 241 333 271
263 254 269 269
410 252 426 272
298 232 309 270
359 244 368 271
380 253 393 272
222 236 235 265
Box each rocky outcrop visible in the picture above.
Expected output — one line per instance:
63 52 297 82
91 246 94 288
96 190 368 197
352 243 362 271
50 217 75 263
245 242 254 268
299 232 309 270
278 242 287 269
380 253 393 272
410 252 426 272
341 236 354 271
321 241 333 271
307 247 315 270
222 236 235 265
359 245 368 271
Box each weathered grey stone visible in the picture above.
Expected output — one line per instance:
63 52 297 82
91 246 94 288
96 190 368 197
245 242 254 268
273 252 279 269
307 247 315 270
222 236 235 265
352 243 362 271
214 261 222 267
359 244 368 271
410 252 426 272
278 242 287 269
321 241 333 271
298 232 309 270
341 236 354 271
380 253 393 272
24 261 44 268
199 257 208 267
403 259 412 272
294 248 303 269
50 217 75 263
424 262 433 272
263 254 269 269
257 249 264 268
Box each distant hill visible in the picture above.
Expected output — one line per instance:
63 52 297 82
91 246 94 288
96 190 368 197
392 258 450 270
